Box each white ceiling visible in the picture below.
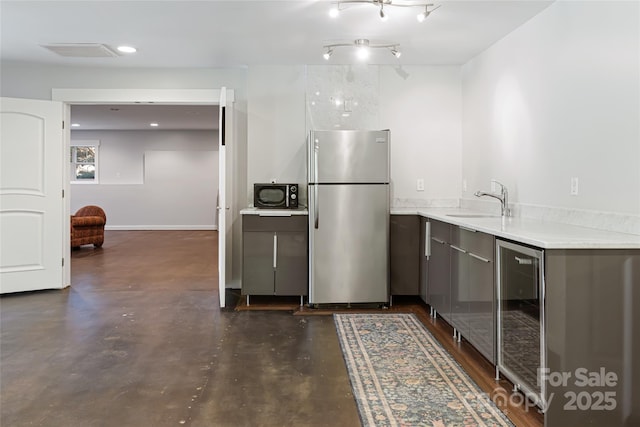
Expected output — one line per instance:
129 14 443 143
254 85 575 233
1 0 554 67
70 105 219 130
2 0 554 129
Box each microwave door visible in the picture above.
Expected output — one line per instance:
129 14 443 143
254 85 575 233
257 188 284 208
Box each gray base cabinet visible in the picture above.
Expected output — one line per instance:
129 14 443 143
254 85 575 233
390 215 420 295
450 227 495 363
242 215 308 297
427 219 452 322
543 249 640 427
424 219 495 363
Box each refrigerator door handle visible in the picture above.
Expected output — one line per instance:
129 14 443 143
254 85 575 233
314 188 319 229
314 141 319 229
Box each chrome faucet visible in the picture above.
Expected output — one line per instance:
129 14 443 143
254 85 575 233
474 180 511 217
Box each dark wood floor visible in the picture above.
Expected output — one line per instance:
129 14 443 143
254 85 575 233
1 230 543 427
404 301 544 427
239 296 544 427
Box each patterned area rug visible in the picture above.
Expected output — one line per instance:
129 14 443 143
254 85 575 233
334 313 514 427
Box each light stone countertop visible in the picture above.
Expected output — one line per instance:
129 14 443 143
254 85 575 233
391 207 640 249
240 207 308 216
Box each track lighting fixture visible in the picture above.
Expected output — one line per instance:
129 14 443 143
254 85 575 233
323 39 401 61
328 0 439 23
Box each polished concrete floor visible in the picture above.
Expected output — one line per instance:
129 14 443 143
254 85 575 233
1 231 360 427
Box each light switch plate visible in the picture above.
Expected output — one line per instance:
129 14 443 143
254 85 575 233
416 178 425 192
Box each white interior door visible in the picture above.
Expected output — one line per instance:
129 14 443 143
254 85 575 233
217 87 231 308
0 97 65 293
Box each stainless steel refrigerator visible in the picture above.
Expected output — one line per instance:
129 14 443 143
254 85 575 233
307 130 390 305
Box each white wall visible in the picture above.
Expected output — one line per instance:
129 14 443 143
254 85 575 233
71 130 218 229
0 62 247 101
380 66 461 206
461 0 640 215
247 66 307 204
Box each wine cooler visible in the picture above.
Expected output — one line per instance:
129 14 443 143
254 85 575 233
496 239 546 409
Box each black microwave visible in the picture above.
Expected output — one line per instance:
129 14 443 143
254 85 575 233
254 183 299 209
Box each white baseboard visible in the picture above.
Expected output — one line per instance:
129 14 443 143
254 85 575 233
105 225 218 231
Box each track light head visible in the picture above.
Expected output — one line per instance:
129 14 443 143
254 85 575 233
355 39 370 60
357 46 370 60
323 48 333 60
418 4 440 22
379 4 387 21
390 48 401 58
329 6 340 18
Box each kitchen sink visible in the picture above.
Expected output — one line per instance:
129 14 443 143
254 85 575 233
446 213 499 218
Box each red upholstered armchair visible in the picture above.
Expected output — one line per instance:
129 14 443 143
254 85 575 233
71 205 106 248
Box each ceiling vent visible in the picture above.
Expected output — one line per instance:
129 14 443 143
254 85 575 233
40 43 120 58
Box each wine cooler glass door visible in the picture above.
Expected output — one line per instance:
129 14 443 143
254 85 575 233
496 239 545 409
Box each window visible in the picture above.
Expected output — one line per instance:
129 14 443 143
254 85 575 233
71 140 99 183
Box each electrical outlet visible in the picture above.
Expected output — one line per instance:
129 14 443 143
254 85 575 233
570 177 579 196
462 179 467 192
416 178 425 192
491 179 497 192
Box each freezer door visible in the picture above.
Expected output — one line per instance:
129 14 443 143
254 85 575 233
308 184 389 304
308 130 389 184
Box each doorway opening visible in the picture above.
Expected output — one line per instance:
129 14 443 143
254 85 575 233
54 88 232 307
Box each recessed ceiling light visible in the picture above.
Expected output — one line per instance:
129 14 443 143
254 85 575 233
149 123 159 127
71 123 80 127
117 45 137 54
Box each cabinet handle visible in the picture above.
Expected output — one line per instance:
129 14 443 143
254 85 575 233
450 244 466 254
273 233 278 269
431 237 446 245
459 226 477 233
515 256 533 265
424 222 431 259
469 252 491 263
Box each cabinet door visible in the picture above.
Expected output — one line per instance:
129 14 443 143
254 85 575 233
390 215 420 295
450 244 469 334
242 231 275 295
427 227 451 321
467 253 495 363
274 231 308 296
